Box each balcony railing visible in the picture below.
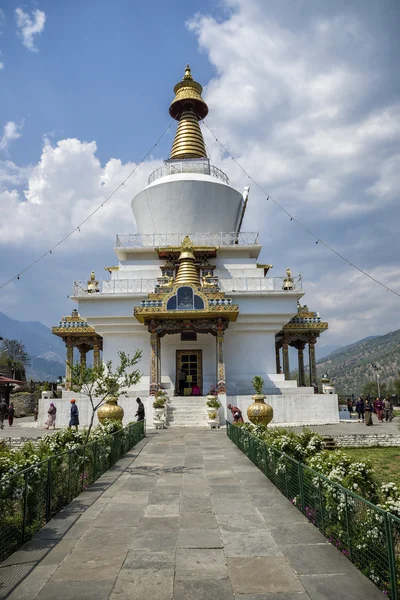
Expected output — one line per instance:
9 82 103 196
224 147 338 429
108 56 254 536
148 160 229 185
72 277 302 297
115 232 260 248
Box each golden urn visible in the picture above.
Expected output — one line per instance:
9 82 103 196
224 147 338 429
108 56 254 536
98 397 124 424
247 395 273 426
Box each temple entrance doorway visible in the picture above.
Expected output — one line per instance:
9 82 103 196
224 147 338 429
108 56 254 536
176 350 203 396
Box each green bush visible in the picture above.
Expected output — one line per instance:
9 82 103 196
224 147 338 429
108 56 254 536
206 398 221 409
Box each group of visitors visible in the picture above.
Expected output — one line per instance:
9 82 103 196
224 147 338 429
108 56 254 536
347 396 394 426
0 400 15 429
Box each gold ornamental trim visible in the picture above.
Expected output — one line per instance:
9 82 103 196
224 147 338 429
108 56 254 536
134 305 239 324
52 326 97 335
283 322 328 331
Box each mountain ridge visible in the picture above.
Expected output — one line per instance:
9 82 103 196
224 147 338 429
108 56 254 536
316 329 400 395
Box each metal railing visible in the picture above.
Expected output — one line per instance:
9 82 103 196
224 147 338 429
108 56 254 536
148 160 229 185
0 421 145 563
227 423 400 599
72 276 302 296
115 231 260 247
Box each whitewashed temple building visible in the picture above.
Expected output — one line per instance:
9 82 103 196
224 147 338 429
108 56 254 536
42 66 339 428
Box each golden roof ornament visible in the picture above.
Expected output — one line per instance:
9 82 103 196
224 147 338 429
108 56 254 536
174 235 200 287
169 65 208 160
282 267 294 291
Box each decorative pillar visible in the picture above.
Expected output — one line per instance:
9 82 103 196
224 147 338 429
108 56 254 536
309 338 317 390
93 338 101 369
79 347 87 370
157 335 161 390
216 324 226 395
150 328 158 395
282 337 290 380
275 343 281 374
297 341 306 387
65 337 74 391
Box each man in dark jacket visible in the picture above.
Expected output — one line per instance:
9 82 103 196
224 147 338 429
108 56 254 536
135 398 145 422
0 398 8 429
69 399 79 431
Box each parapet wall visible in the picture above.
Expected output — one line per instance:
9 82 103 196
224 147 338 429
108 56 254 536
333 434 400 447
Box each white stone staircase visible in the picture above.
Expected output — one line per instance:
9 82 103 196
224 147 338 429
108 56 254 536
167 396 209 428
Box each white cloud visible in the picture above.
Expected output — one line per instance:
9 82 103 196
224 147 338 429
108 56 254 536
0 62 4 70
0 136 162 246
0 121 22 151
15 8 46 52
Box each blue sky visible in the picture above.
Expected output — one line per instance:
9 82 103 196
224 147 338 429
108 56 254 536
0 0 399 349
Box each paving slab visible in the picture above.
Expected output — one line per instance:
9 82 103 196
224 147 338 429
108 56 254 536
179 512 218 529
299 573 385 599
35 579 115 600
174 578 234 600
175 548 227 580
227 557 305 595
177 528 223 548
110 567 174 600
221 531 283 557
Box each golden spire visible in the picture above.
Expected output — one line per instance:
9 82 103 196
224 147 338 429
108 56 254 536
174 236 200 287
169 65 208 160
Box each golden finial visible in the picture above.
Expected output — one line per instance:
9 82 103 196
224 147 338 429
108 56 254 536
169 65 208 160
174 236 200 287
183 64 193 80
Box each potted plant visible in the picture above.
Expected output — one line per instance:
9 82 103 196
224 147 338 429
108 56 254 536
247 375 273 426
205 385 220 416
153 396 166 417
206 411 219 429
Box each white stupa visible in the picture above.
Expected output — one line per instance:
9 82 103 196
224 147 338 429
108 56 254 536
45 65 338 428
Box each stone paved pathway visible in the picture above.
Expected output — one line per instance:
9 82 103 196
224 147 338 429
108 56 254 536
0 429 384 599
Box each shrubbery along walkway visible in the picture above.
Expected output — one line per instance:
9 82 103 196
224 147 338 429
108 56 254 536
0 429 384 599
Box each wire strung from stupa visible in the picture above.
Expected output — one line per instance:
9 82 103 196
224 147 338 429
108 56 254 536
0 121 173 290
200 119 400 299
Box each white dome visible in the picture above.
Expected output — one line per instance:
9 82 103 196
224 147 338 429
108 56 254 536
131 170 244 235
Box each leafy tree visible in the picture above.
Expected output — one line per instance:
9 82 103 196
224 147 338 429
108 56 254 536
0 339 30 365
392 372 400 397
69 350 142 441
361 380 387 398
0 339 29 380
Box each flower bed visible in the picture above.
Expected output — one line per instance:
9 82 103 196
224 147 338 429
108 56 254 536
0 420 145 562
228 423 400 599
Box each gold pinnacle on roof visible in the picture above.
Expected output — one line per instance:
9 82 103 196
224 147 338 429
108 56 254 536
174 236 201 287
169 65 208 160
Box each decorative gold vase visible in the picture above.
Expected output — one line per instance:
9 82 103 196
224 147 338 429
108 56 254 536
247 394 273 426
98 397 124 424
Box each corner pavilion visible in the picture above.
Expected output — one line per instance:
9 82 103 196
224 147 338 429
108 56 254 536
43 66 339 428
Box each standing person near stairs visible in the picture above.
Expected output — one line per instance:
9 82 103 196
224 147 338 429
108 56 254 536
0 398 8 429
178 368 186 396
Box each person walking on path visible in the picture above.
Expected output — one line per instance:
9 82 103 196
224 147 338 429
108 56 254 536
374 397 383 423
384 396 393 422
7 403 15 426
178 368 186 396
346 398 353 415
227 403 244 423
135 397 145 422
356 397 365 422
0 398 8 429
364 399 373 426
45 402 57 430
69 399 79 431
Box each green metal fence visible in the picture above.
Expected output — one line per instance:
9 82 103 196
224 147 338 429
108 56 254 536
0 421 145 563
227 422 400 599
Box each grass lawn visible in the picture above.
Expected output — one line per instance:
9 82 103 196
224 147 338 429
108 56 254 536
343 447 400 488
